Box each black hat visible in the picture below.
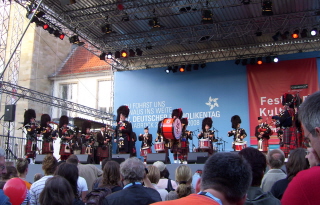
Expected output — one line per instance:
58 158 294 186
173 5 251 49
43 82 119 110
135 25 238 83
144 126 149 130
81 120 92 134
157 120 162 135
282 93 294 108
40 114 51 128
231 115 241 129
23 109 36 126
101 124 106 128
117 105 130 122
59 115 69 128
181 118 188 126
202 117 213 131
171 108 183 119
258 116 263 120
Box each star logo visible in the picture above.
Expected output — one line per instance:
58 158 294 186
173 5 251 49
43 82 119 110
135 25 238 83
205 96 219 110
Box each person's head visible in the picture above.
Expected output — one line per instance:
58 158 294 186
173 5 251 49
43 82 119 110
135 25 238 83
101 126 106 132
16 158 29 177
286 148 309 181
153 161 166 178
102 160 121 187
147 165 160 184
0 147 7 179
2 166 18 180
144 127 149 134
199 152 252 204
258 117 263 124
267 149 285 169
239 147 267 187
299 91 320 156
42 155 58 175
34 173 44 182
175 165 192 199
55 162 79 198
66 154 79 165
120 157 145 184
39 176 74 205
101 158 110 170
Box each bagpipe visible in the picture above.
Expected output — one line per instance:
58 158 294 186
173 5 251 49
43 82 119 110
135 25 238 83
24 122 40 141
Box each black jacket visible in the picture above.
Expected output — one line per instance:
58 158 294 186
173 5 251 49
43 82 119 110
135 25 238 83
104 184 161 205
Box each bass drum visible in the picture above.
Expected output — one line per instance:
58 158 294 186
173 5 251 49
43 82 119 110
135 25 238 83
161 118 182 140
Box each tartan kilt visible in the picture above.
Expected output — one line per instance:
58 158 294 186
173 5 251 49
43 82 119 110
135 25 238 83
97 146 109 158
170 143 179 153
25 140 36 158
262 139 269 152
60 144 72 155
280 144 290 158
42 141 53 154
283 127 295 145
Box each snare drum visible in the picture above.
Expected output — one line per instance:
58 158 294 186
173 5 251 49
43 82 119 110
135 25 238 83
161 118 182 140
154 142 165 152
199 139 210 149
140 148 152 157
234 141 247 151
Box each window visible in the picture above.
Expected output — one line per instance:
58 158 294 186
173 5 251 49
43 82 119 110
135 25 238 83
98 80 112 114
60 83 78 116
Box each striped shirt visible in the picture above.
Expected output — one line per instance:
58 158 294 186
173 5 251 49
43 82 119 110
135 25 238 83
29 175 53 205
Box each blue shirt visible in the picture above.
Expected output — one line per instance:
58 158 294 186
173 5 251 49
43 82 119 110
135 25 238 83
123 182 142 189
198 191 223 205
0 190 11 205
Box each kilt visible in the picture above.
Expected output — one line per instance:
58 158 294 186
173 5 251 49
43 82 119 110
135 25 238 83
25 140 37 158
60 144 72 155
283 127 295 145
97 146 109 158
262 139 269 152
280 144 290 158
140 147 152 157
42 141 53 154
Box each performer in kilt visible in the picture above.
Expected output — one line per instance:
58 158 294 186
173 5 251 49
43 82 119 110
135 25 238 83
81 120 95 163
180 118 192 164
97 124 112 164
228 115 247 151
24 109 39 162
139 126 152 163
198 117 215 155
59 115 74 161
170 108 183 163
255 116 272 153
39 114 56 155
114 105 134 155
71 126 82 155
155 120 171 164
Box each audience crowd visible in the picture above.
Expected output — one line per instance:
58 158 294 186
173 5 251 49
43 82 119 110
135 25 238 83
1 91 320 205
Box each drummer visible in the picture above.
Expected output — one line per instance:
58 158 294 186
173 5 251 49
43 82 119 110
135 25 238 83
155 120 171 164
170 108 183 163
228 115 247 151
197 117 215 155
139 126 152 163
180 118 192 164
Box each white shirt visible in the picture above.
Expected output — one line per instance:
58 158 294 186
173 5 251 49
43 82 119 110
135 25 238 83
77 176 88 196
29 175 53 205
152 183 168 201
156 178 178 190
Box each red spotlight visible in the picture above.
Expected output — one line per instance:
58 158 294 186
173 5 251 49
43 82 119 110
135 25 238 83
121 50 128 58
43 24 49 30
179 65 185 72
59 34 65 40
257 57 263 65
292 30 299 39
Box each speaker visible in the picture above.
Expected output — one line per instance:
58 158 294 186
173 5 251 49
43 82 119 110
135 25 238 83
4 105 16 122
146 153 166 164
35 155 47 164
196 156 209 164
111 154 130 164
187 152 208 164
76 154 90 164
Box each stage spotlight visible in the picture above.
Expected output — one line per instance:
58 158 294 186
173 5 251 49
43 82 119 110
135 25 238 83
100 52 106 60
250 58 256 65
107 52 112 59
200 63 206 68
266 56 272 63
59 34 65 40
257 57 263 65
101 24 112 34
241 0 251 5
292 30 299 39
121 50 128 58
201 10 213 24
273 56 279 63
262 1 273 16
69 35 84 45
179 65 185 72
43 24 49 30
235 59 241 65
186 64 192 71
193 64 199 70
148 17 163 29
311 28 318 36
129 49 135 57
59 0 76 6
272 32 280 41
172 66 178 73
115 51 121 59
146 42 153 50
165 66 172 74
242 59 248 66
136 48 143 56
301 29 308 38
255 31 262 36
281 31 289 40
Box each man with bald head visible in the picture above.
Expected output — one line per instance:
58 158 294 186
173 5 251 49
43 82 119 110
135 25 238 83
282 91 320 204
261 149 286 192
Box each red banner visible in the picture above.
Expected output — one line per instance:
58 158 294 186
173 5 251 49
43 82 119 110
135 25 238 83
247 58 318 145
